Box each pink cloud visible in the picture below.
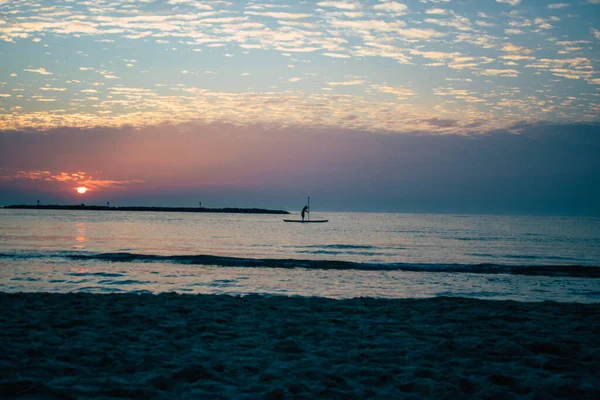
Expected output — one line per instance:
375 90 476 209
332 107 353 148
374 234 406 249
7 169 144 190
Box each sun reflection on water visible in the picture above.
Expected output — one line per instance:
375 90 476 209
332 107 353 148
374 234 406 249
73 222 86 249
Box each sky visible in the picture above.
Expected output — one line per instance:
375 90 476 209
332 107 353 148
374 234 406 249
0 0 599 214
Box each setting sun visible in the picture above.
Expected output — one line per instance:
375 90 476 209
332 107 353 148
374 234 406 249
76 187 87 194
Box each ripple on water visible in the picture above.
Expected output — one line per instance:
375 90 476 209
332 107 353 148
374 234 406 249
97 279 151 285
10 277 41 282
66 272 126 277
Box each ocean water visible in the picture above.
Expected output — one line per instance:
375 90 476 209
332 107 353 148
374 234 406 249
1 209 599 302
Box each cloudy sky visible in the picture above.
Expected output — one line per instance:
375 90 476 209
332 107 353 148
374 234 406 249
1 0 599 214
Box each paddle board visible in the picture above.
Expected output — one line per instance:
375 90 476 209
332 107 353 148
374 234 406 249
283 219 328 223
285 196 328 223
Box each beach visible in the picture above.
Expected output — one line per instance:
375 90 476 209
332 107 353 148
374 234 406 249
1 293 598 399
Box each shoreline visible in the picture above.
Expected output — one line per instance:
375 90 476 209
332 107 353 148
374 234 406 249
2 293 599 398
3 204 290 214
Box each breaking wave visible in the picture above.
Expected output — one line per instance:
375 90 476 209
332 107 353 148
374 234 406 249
1 251 599 278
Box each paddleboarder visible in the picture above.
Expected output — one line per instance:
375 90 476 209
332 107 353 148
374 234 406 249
283 197 327 223
301 205 309 221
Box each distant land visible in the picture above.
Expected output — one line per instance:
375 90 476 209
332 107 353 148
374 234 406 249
3 205 290 215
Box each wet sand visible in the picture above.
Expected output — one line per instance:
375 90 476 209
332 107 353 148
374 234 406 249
1 293 599 399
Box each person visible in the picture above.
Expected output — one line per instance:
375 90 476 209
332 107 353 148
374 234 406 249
301 205 309 221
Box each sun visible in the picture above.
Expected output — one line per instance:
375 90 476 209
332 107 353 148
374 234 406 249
76 187 87 194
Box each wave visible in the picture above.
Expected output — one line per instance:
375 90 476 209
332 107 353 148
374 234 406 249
1 251 599 278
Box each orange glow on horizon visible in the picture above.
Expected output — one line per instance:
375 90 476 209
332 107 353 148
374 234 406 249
76 186 87 194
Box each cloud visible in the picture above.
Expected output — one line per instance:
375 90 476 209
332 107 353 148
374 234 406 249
496 0 521 5
421 118 457 128
371 84 416 98
244 11 312 19
396 28 445 39
426 8 448 15
7 169 144 190
326 80 365 86
329 19 406 31
372 2 409 15
24 68 53 75
475 21 495 27
167 0 213 9
500 54 535 61
425 14 472 32
326 11 364 18
479 69 520 77
502 43 532 54
525 57 594 81
0 0 597 135
505 29 524 35
317 1 360 10
547 3 570 9
322 52 350 58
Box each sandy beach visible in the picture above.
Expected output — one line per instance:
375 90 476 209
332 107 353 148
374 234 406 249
1 293 599 399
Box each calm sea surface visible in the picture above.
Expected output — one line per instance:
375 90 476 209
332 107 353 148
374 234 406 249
1 209 599 302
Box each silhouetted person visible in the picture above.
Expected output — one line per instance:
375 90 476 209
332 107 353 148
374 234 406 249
107 202 110 208
301 205 309 221
37 200 40 206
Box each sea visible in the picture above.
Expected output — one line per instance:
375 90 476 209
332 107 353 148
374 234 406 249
1 209 599 303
